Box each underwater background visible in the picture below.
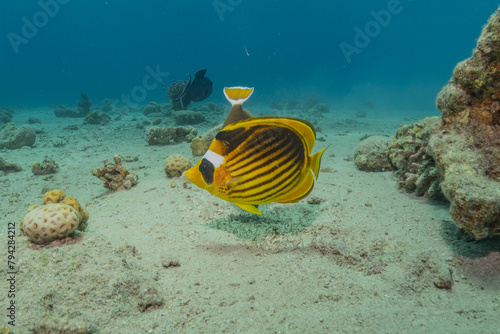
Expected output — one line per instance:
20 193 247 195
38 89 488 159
1 0 499 112
2 1 500 333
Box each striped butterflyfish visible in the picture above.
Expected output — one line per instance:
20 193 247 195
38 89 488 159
183 87 327 215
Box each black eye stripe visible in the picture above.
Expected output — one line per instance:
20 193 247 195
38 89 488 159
199 158 214 185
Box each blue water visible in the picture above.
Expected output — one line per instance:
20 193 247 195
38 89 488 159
0 0 498 113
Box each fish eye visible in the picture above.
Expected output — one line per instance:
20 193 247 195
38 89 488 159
199 158 214 185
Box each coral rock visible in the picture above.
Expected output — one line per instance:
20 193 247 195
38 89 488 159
142 102 162 116
92 155 138 191
164 154 191 178
21 204 80 244
0 123 36 149
430 8 500 239
77 93 92 116
167 80 188 111
0 108 13 123
32 158 58 175
172 110 206 125
84 111 111 125
0 157 21 173
388 117 442 198
21 190 88 244
190 137 210 156
145 126 197 145
354 136 393 172
43 189 66 204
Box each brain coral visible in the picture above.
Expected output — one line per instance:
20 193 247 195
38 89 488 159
20 189 89 244
21 204 80 244
43 189 66 204
164 154 191 178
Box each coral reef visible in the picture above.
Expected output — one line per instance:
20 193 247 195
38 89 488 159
167 80 188 111
0 123 36 149
190 137 210 156
306 103 330 117
172 110 206 125
0 157 21 173
164 154 191 178
54 93 93 118
145 126 197 145
101 98 114 113
83 111 111 125
92 155 138 191
354 136 394 172
20 189 88 244
0 107 13 123
32 158 58 175
142 101 162 116
54 104 77 118
388 117 442 198
28 117 41 124
77 93 92 116
43 189 66 204
428 9 500 239
198 102 227 115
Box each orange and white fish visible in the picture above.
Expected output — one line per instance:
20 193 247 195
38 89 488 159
183 87 326 215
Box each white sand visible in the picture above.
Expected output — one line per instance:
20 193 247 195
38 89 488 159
1 106 499 333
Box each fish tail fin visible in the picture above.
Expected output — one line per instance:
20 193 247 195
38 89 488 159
309 146 327 180
224 87 254 106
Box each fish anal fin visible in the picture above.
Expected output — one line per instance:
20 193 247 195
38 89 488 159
234 202 262 215
278 171 315 203
224 87 254 106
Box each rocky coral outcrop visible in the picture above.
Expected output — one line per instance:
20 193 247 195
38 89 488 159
0 107 13 123
92 155 138 191
388 117 443 198
54 93 92 118
167 80 188 111
0 157 21 173
354 136 393 172
0 123 36 149
429 8 500 239
32 158 58 175
172 110 206 125
83 111 111 125
145 126 197 145
164 154 191 178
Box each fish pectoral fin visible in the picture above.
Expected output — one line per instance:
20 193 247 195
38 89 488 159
234 202 262 215
278 172 315 203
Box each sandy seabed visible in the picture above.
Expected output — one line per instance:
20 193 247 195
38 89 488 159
0 105 499 334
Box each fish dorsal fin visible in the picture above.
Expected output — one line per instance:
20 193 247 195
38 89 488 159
222 106 252 127
194 69 207 80
223 87 254 106
222 87 254 127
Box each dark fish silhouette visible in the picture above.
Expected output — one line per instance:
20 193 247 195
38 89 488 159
179 69 213 109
